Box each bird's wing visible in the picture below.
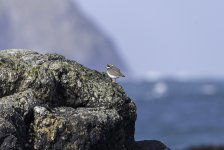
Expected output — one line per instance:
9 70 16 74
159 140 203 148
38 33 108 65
111 66 125 77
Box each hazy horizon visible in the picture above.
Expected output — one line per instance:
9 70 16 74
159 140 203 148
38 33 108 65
76 0 224 79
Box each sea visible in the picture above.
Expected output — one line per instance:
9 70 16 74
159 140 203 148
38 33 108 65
121 79 224 150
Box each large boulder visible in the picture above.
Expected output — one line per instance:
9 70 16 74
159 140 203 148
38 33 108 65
0 49 136 150
0 49 170 150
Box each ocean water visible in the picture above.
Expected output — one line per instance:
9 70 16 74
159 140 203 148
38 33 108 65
121 79 224 150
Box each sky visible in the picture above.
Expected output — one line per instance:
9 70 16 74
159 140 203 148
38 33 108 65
76 0 224 79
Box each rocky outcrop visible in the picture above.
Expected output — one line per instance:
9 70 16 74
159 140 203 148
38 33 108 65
0 49 169 150
0 0 127 72
0 49 135 150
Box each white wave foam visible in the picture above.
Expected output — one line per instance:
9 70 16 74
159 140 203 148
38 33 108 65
199 84 217 95
151 82 168 98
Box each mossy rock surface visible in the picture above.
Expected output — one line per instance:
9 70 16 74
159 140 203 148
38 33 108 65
0 49 136 150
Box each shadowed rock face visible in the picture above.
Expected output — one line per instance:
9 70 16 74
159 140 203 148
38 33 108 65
0 49 136 150
136 140 170 150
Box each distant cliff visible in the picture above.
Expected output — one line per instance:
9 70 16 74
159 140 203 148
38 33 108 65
0 0 127 72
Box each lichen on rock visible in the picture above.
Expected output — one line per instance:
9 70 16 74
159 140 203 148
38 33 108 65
0 49 137 150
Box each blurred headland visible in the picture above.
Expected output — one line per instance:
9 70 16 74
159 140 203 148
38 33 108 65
0 0 128 73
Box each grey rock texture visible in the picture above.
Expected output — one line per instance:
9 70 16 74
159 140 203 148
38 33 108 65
0 0 127 72
0 49 170 150
136 140 170 150
0 49 135 150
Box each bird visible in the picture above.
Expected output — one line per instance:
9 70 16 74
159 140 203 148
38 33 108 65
106 64 125 82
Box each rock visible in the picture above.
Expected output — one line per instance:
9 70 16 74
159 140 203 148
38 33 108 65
32 107 123 150
0 0 127 72
0 49 136 150
186 146 224 150
136 140 170 150
0 49 169 150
